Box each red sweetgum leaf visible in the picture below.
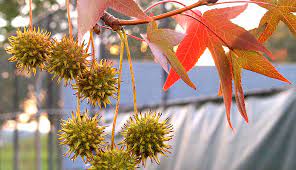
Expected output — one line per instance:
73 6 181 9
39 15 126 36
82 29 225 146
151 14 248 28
166 4 290 128
231 50 290 83
165 5 275 90
219 49 290 125
208 36 233 129
230 49 291 123
203 5 274 59
228 51 248 123
164 10 207 90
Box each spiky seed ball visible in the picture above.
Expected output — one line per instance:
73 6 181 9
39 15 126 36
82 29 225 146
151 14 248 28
6 27 52 75
58 110 105 161
73 59 118 108
89 148 137 170
121 111 173 165
47 36 88 85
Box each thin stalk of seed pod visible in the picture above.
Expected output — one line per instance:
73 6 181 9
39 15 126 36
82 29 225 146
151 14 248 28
100 25 145 42
90 31 96 66
85 35 92 52
76 92 81 116
122 30 138 115
29 0 33 31
66 0 73 39
111 31 125 149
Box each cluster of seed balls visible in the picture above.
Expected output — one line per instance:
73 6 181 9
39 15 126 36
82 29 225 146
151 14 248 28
6 27 117 107
6 27 174 169
59 110 173 169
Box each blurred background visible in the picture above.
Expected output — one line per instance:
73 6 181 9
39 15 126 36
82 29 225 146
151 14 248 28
0 0 295 170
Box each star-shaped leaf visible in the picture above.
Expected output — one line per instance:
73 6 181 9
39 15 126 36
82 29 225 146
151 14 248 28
164 5 289 128
226 49 290 123
252 0 296 42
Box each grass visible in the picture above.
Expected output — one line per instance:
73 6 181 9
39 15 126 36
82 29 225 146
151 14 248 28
0 133 59 170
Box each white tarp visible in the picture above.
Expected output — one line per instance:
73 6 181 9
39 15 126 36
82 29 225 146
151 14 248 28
137 88 296 170
64 88 296 170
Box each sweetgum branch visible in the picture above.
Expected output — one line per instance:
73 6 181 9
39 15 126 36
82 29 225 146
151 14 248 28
100 0 210 30
101 12 122 31
99 0 284 31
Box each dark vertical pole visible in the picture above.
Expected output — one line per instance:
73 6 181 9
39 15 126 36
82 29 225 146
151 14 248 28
35 112 41 170
13 66 19 170
56 113 63 170
35 73 41 170
46 14 54 170
47 74 54 170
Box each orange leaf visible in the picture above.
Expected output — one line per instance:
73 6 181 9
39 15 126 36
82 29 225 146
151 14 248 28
229 52 248 123
165 5 274 90
165 5 290 128
232 50 290 83
164 10 207 90
208 36 233 129
252 0 296 42
203 4 274 59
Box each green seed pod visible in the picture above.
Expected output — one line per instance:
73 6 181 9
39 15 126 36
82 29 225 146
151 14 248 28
73 59 118 108
47 36 88 85
89 148 137 170
6 27 52 75
121 111 173 166
58 110 105 161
